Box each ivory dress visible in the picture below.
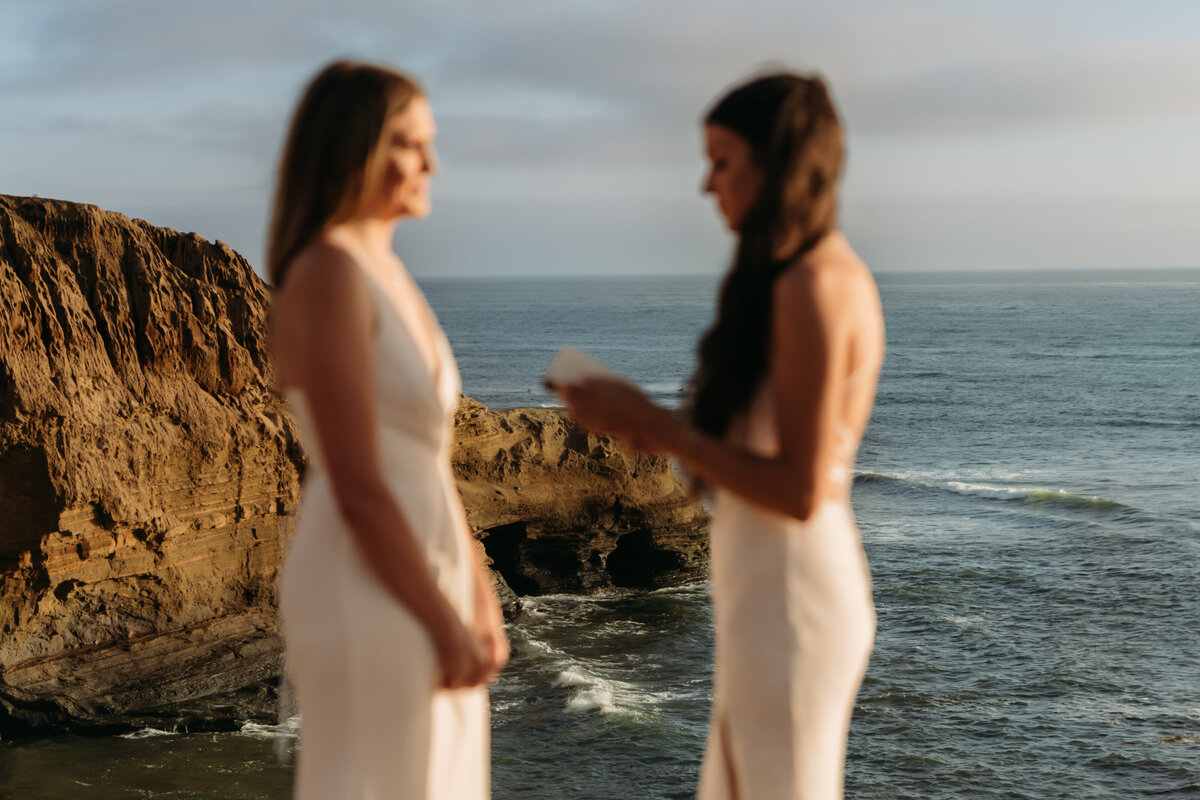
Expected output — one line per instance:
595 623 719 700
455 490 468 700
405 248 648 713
697 372 877 800
278 243 487 800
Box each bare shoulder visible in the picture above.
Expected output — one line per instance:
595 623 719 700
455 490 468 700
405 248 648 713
774 234 879 320
274 238 379 339
271 238 375 387
278 239 368 309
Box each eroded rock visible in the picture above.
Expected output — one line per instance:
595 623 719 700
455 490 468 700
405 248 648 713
0 195 302 736
0 195 708 738
455 398 709 598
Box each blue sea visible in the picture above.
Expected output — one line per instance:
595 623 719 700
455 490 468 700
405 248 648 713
3 269 1199 799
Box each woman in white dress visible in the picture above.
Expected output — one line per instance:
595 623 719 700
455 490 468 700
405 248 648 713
268 60 508 800
561 73 883 800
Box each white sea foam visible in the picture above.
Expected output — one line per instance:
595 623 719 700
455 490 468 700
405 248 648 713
595 619 647 636
522 591 628 606
648 581 709 596
548 663 688 717
119 727 177 739
857 467 1055 485
857 469 1122 509
565 685 617 714
551 666 626 715
521 636 572 662
552 667 594 688
240 717 300 739
944 481 1120 508
519 601 547 619
945 481 1044 499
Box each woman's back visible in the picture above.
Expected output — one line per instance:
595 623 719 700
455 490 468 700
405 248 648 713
798 232 885 471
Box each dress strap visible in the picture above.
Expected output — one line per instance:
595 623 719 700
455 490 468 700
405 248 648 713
331 231 445 388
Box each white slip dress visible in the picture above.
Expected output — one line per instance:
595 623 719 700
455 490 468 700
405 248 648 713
697 371 877 800
278 244 488 800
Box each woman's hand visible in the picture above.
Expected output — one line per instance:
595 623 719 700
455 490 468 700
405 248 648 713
474 614 511 680
468 553 511 683
559 378 678 454
472 583 510 682
432 617 491 690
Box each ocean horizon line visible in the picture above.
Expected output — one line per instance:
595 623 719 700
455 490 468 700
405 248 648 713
413 265 1200 285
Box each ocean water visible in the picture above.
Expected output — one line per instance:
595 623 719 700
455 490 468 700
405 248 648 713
2 269 1198 799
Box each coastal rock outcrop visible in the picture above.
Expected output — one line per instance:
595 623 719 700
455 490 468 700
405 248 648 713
455 398 709 598
0 195 708 738
0 195 304 736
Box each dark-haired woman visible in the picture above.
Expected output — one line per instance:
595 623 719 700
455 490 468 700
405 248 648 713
269 60 507 799
561 73 882 799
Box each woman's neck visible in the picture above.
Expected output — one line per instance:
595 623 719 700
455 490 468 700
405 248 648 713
338 216 399 266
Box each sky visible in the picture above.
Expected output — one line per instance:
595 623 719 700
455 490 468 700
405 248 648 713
2 0 1199 279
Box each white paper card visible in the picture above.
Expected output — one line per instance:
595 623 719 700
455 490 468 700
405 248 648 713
543 347 628 388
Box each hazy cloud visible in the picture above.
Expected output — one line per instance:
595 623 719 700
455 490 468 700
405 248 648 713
3 0 1199 275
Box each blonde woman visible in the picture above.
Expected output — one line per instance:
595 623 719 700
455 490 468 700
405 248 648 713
269 60 508 799
562 73 882 799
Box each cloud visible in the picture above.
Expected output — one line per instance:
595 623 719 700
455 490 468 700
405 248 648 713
3 0 1199 276
10 1 1200 160
847 41 1200 136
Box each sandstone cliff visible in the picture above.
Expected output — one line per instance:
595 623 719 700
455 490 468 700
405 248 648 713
0 195 304 736
0 195 708 738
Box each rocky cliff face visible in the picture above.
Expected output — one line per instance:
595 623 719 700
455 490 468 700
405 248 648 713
0 195 708 738
0 195 304 736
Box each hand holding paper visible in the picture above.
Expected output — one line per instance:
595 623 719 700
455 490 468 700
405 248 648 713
543 347 630 390
546 347 679 456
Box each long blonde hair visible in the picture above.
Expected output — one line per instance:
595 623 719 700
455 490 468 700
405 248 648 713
266 59 423 286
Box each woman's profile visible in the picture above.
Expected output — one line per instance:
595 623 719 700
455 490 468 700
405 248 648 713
268 60 508 799
560 72 882 799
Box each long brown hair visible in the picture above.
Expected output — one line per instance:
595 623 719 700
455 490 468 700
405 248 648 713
266 59 423 286
688 73 845 439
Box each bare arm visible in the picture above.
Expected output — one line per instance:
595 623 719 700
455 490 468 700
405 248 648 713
275 243 488 687
563 263 866 521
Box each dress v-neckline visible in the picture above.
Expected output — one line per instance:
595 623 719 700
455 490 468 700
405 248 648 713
379 262 446 392
339 237 447 406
